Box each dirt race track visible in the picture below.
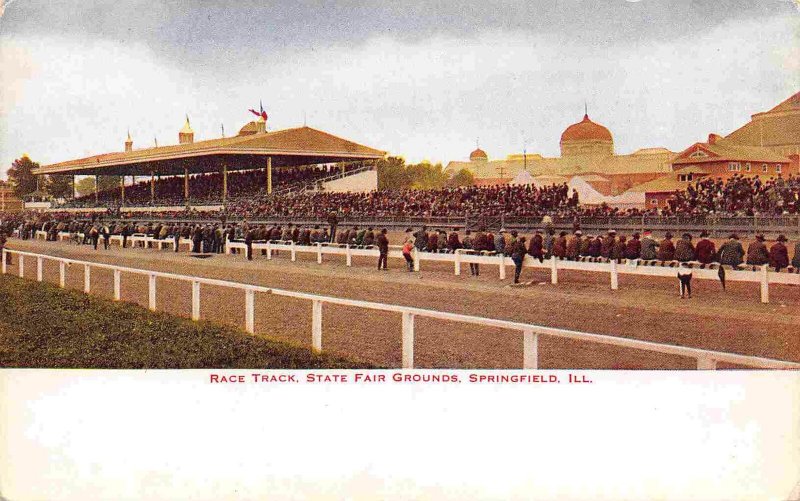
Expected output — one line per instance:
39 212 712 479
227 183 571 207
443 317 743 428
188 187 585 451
5 238 800 369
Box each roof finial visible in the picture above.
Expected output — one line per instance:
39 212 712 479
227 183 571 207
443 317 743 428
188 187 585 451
221 122 225 138
476 137 479 149
584 101 588 119
126 128 132 141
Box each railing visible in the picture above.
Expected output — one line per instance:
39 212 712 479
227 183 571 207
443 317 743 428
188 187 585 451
3 247 799 370
31 231 800 304
224 239 795 304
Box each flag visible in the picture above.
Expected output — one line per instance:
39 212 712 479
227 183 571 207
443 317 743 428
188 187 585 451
248 100 268 121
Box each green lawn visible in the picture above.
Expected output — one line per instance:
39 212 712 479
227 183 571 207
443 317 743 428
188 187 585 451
0 275 373 369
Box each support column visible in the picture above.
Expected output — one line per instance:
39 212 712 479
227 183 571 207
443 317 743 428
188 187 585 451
120 176 125 205
184 167 189 204
72 175 76 199
266 157 272 194
222 162 228 205
150 171 155 205
95 175 99 203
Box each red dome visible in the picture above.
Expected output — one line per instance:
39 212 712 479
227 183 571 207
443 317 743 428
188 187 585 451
560 114 613 143
470 148 488 161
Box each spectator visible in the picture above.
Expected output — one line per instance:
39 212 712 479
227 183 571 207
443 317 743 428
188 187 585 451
657 232 675 261
674 233 695 262
769 235 789 272
718 234 745 267
695 231 716 264
746 235 769 266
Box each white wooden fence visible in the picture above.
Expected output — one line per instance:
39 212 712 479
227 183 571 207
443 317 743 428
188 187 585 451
3 247 799 370
28 231 800 303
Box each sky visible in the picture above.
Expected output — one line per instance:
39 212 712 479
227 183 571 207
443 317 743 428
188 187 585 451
0 0 798 179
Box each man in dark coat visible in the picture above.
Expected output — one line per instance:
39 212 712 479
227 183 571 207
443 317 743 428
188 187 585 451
600 230 616 259
718 234 744 267
746 234 769 266
511 236 528 284
414 226 429 252
244 226 255 260
362 227 375 247
553 231 568 259
674 233 695 262
588 235 603 258
640 230 658 260
427 230 439 253
528 230 544 262
625 232 642 260
376 228 389 270
447 228 461 253
695 231 716 264
327 211 338 243
656 232 675 261
793 241 800 269
566 230 581 260
769 235 789 272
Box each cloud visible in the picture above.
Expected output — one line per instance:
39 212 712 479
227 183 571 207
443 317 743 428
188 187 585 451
0 11 797 179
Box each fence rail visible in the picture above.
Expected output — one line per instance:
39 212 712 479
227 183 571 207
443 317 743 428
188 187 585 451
3 247 799 370
27 231 800 304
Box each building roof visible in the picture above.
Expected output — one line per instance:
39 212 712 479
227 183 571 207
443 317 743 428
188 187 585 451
560 114 613 143
470 148 488 161
35 126 386 176
725 91 800 149
673 137 790 166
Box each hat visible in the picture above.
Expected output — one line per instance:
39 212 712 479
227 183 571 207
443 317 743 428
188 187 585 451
499 228 507 233
700 230 709 238
535 229 542 233
575 230 583 235
682 233 692 240
777 234 788 242
665 232 673 238
755 234 765 241
729 233 739 240
608 229 617 234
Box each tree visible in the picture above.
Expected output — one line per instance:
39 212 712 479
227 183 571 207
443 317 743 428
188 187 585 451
97 175 122 193
446 168 475 187
377 156 410 190
7 155 39 197
47 175 74 199
75 177 96 197
407 162 448 190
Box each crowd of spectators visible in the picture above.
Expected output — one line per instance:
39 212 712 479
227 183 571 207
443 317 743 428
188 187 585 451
61 166 352 208
663 174 800 216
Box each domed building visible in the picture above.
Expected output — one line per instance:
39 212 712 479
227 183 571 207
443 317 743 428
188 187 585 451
445 110 674 194
560 114 614 157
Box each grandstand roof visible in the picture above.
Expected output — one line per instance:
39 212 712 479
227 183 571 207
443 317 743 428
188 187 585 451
34 126 386 176
672 137 789 166
725 91 800 150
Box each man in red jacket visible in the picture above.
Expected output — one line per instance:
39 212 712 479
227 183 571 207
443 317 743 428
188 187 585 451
695 230 716 264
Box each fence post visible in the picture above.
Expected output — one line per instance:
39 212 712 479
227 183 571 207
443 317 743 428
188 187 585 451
245 289 255 334
454 249 461 276
59 261 66 288
311 300 323 352
346 245 352 267
191 281 201 320
18 255 24 278
148 273 156 311
291 241 297 262
266 241 272 260
610 259 619 290
760 265 769 304
697 357 717 370
402 312 415 369
316 243 323 264
550 256 558 284
113 269 121 300
499 255 506 280
523 330 539 369
413 248 420 272
1 249 6 274
36 257 43 282
83 264 90 293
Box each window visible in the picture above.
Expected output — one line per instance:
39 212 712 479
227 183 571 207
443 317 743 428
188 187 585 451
745 163 751 172
679 174 686 182
776 165 782 174
728 162 741 172
690 150 708 158
763 164 768 173
650 199 658 206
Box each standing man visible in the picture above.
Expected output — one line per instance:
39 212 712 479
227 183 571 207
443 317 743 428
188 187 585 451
414 225 429 253
528 229 544 262
376 228 389 270
511 236 527 284
327 210 338 243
